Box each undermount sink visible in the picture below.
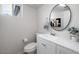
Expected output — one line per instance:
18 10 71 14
38 33 58 40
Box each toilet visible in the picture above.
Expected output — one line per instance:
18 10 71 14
23 38 36 54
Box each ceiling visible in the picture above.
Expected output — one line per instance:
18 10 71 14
26 4 43 9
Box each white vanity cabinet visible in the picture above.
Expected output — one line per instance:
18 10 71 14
57 45 77 54
37 34 79 54
37 37 57 54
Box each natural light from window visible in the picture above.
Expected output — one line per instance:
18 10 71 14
0 4 12 16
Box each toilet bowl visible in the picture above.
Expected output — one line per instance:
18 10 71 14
23 38 37 54
24 42 36 54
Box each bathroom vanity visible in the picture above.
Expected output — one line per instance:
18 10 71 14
37 34 79 54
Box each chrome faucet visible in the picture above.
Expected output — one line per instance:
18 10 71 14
50 32 56 36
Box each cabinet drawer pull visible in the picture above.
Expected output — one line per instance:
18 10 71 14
41 43 46 47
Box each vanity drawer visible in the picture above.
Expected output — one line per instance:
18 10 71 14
37 37 57 54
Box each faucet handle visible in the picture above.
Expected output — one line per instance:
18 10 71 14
50 32 56 36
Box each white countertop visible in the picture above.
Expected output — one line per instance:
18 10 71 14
37 34 79 53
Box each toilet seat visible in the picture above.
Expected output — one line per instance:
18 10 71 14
24 42 36 53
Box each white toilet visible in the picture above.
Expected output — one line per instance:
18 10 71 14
23 38 36 54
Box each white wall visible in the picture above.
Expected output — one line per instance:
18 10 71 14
37 4 79 39
23 5 37 42
0 4 79 54
0 4 37 54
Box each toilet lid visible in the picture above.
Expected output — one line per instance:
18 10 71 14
24 42 36 50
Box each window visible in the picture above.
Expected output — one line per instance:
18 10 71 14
1 4 12 16
0 4 22 16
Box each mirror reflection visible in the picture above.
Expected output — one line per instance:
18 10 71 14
49 4 71 31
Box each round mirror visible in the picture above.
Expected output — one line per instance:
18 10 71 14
49 4 71 31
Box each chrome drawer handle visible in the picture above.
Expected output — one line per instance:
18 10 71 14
41 43 46 47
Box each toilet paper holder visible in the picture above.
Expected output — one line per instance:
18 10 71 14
23 38 28 43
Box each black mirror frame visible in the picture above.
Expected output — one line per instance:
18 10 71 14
49 4 72 31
